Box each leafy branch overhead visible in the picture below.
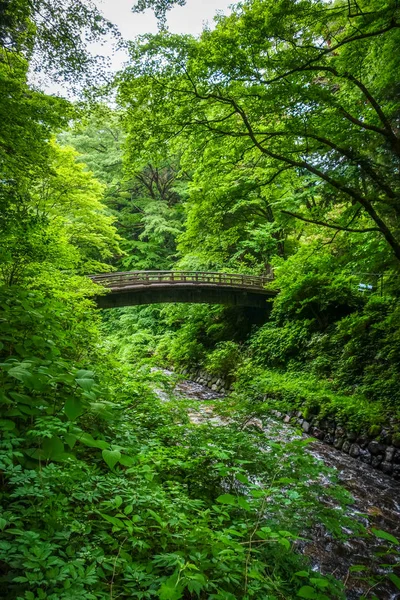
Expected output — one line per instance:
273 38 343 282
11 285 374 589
119 0 400 261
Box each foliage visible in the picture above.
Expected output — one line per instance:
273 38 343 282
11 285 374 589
1 0 117 88
61 108 187 270
3 0 400 598
119 0 400 263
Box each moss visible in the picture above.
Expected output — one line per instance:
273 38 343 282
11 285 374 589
392 433 400 448
369 424 382 438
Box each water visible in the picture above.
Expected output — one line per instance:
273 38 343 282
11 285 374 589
167 373 400 600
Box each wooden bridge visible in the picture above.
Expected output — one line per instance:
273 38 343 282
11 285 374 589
90 270 276 309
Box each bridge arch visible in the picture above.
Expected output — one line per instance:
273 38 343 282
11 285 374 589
90 271 276 309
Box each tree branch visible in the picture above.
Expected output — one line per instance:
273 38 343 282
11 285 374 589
281 210 380 233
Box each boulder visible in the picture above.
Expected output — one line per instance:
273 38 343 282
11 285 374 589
393 449 400 465
368 441 386 456
371 455 383 468
310 427 325 440
334 437 344 450
349 444 360 458
342 441 351 453
392 433 400 448
302 421 311 433
359 449 372 464
327 422 336 434
346 431 357 442
380 462 393 475
393 465 400 480
324 433 334 445
385 446 395 462
356 436 369 449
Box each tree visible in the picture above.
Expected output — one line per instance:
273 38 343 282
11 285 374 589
0 0 117 87
132 0 186 29
119 0 400 264
62 108 187 270
0 141 121 285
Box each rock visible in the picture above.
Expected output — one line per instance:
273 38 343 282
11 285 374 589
380 430 392 446
310 427 324 440
220 388 226 395
302 421 311 433
324 433 334 445
380 461 393 475
284 415 291 424
334 437 344 450
327 422 336 434
346 431 357 442
371 455 383 468
393 465 400 480
359 449 372 464
356 436 369 449
368 441 386 456
349 444 360 458
385 447 395 462
335 427 345 438
297 418 304 426
369 424 382 437
393 449 400 464
393 434 400 449
296 411 303 418
211 384 217 391
342 441 351 453
243 418 263 430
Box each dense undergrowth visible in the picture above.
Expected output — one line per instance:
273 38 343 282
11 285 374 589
1 281 357 600
2 0 400 598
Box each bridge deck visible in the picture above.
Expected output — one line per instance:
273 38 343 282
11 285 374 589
90 270 276 308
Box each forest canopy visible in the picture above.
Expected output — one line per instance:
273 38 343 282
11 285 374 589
1 1 400 599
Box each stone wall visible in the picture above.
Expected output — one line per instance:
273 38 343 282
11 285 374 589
178 367 400 481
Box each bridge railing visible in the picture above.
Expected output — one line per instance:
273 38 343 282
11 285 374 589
90 270 272 291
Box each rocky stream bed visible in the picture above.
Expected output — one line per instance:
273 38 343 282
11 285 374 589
159 371 400 600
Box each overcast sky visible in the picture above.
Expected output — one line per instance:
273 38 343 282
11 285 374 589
96 0 233 70
39 0 233 95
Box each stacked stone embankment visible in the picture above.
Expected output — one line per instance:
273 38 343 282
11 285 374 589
178 367 400 480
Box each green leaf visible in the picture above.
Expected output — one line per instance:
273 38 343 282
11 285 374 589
297 586 318 599
64 433 77 449
119 454 135 467
389 574 400 590
0 518 7 530
99 513 125 529
64 397 84 421
42 436 65 460
79 433 108 450
372 529 399 545
349 565 369 573
216 494 236 505
237 496 252 511
0 419 16 431
76 378 95 392
102 449 121 470
115 495 123 508
295 571 310 578
236 473 250 485
76 369 95 379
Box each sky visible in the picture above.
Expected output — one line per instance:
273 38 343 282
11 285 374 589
95 0 233 71
38 0 233 95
